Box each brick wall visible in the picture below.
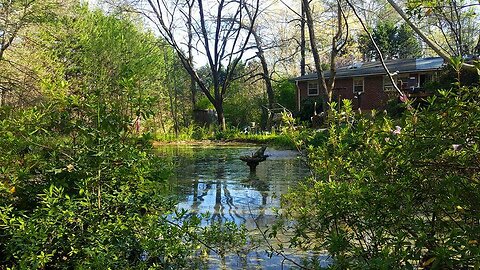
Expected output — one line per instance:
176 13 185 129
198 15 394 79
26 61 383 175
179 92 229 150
297 75 393 112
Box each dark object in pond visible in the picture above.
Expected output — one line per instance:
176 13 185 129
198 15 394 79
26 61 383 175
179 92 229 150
240 146 269 172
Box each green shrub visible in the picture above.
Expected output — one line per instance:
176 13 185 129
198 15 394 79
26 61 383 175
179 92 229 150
298 97 324 122
274 79 297 113
196 97 215 110
0 8 247 268
279 88 480 268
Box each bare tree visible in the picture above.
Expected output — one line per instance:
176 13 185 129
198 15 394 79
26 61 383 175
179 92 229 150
385 0 478 69
232 3 275 109
302 0 349 111
128 0 260 130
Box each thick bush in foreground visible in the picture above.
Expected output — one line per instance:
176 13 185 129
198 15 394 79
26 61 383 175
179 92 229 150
281 88 480 269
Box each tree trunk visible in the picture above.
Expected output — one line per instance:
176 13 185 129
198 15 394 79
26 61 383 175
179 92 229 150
302 0 329 111
326 1 346 101
215 101 226 131
187 0 196 109
251 30 274 110
168 84 179 137
300 1 306 76
1 47 5 107
0 90 4 107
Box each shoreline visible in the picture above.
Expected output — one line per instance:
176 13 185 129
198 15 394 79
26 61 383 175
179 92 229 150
152 139 263 147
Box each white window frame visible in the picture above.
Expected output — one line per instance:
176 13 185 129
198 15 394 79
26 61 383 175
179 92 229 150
307 82 319 96
353 77 364 94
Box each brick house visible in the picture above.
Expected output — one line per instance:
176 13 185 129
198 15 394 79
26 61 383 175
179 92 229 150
294 57 445 112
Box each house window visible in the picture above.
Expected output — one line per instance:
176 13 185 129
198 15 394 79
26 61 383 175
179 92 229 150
383 76 395 92
308 82 319 96
396 74 409 90
408 75 419 88
420 73 434 87
353 77 364 94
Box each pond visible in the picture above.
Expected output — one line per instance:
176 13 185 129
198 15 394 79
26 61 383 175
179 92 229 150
157 145 332 269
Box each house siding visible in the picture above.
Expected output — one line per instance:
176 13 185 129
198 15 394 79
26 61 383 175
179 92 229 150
360 76 388 110
297 75 392 112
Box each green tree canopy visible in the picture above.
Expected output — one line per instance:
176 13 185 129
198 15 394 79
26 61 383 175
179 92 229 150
359 21 422 61
0 6 242 269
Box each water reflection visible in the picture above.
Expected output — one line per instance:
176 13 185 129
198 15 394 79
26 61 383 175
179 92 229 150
160 146 308 226
157 146 316 269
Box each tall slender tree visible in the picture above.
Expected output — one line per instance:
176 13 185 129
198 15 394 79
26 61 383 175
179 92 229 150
185 0 197 109
300 0 306 76
301 0 349 111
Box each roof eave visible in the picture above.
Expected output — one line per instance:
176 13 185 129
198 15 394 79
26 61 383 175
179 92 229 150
294 67 444 82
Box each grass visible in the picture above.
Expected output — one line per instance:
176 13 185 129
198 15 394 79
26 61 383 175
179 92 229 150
222 132 296 149
154 126 296 149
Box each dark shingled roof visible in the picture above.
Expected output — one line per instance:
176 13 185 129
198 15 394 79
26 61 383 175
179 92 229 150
294 57 445 81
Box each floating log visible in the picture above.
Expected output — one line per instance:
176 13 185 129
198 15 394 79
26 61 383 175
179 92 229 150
240 146 269 172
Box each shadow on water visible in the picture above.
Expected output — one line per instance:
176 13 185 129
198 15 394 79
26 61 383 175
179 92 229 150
157 145 331 269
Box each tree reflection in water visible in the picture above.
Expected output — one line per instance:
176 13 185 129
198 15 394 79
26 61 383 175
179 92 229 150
160 146 312 269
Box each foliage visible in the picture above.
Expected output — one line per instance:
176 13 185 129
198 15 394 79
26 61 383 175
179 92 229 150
155 124 215 141
384 97 407 118
405 0 480 56
0 0 62 59
218 130 296 149
436 66 480 89
194 62 266 128
155 125 296 149
358 21 421 61
0 0 75 108
273 78 297 113
196 97 215 110
298 97 324 122
200 221 248 259
54 8 168 124
224 88 264 129
0 7 246 269
159 50 194 135
279 89 480 268
0 93 208 269
223 63 266 128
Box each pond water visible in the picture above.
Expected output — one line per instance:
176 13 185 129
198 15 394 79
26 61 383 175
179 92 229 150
157 145 332 269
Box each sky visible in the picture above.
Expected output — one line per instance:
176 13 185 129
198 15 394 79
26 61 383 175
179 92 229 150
85 0 301 68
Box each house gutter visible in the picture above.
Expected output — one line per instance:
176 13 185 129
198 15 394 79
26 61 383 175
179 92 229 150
294 67 444 82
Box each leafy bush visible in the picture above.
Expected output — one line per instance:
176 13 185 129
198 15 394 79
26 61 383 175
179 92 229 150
274 79 297 113
0 8 246 269
195 97 215 110
0 99 206 268
279 88 480 268
298 97 324 122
